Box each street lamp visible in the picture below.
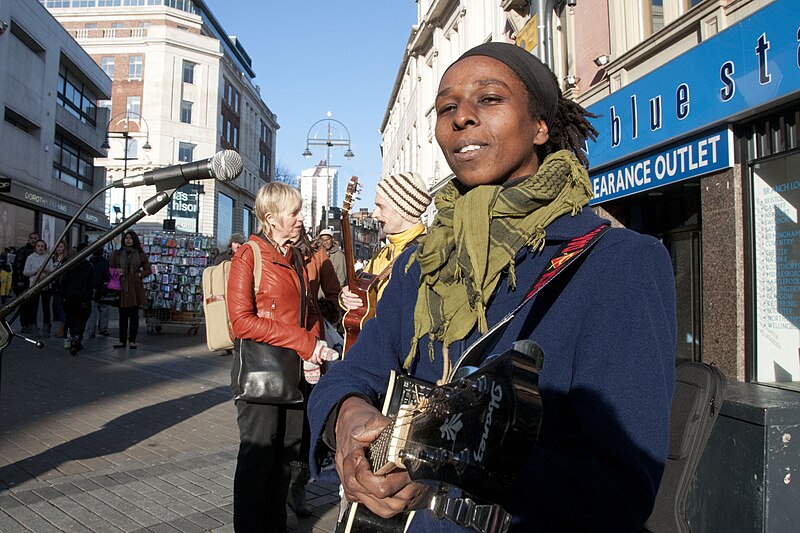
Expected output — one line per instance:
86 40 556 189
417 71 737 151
302 112 354 231
102 111 151 220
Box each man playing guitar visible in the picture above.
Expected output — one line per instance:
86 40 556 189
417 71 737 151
340 172 432 313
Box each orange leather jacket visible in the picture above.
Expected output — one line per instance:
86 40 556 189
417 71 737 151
227 235 320 360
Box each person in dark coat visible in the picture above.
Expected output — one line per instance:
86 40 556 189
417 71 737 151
13 232 38 334
87 247 111 338
59 242 93 355
213 233 246 266
110 231 151 349
308 42 677 532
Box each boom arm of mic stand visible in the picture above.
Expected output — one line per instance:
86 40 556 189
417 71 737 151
0 189 177 352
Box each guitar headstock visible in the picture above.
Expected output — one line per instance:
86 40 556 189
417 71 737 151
343 176 361 215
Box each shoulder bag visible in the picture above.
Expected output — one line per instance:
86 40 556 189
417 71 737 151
230 240 306 405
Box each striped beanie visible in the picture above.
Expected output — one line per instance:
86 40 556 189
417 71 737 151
375 172 432 223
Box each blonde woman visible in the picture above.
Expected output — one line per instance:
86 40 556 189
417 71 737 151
226 182 337 532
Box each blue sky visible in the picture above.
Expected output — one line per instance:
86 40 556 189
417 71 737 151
203 0 419 212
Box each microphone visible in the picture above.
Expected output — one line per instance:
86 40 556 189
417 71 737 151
112 150 243 189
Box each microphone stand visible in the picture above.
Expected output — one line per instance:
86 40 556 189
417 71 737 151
0 188 177 362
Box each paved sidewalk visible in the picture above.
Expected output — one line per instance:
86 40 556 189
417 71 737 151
0 319 340 532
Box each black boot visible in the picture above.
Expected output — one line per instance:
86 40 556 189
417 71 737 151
288 461 312 517
70 336 83 356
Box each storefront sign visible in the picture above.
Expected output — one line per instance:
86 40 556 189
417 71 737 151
589 127 733 204
1 178 109 228
586 0 800 170
752 151 800 382
170 184 200 233
0 178 10 193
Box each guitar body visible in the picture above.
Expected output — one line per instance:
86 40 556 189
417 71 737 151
336 342 545 533
341 272 378 357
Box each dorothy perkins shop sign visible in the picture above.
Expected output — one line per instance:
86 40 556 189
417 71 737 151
586 0 800 171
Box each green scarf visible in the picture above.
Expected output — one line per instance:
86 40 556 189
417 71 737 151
405 150 593 370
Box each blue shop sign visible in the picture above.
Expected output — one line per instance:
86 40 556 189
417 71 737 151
586 0 800 170
589 127 733 204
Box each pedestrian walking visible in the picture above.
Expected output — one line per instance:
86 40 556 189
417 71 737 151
110 231 151 350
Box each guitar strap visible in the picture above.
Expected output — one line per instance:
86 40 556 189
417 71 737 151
448 223 609 381
427 223 610 533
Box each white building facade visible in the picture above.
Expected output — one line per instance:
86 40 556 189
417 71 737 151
41 0 278 247
379 1 531 224
0 0 111 252
299 160 338 234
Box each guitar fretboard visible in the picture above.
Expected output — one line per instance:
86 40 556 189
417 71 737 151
367 375 435 475
367 421 395 471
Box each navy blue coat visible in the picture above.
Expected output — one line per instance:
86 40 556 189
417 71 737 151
308 208 677 532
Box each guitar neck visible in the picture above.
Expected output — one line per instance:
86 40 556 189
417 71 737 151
340 207 357 287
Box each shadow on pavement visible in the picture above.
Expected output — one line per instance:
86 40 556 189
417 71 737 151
0 387 229 487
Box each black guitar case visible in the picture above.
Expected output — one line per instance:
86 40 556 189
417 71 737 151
643 362 728 533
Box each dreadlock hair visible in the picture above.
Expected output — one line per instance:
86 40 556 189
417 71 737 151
525 71 599 169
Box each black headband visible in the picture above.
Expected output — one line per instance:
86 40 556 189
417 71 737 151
453 42 560 127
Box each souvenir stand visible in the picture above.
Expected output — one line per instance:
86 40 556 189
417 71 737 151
141 232 212 334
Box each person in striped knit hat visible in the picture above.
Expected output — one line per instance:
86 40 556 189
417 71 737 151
341 172 432 308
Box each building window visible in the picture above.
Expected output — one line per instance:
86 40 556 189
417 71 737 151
178 142 195 162
180 100 192 124
101 57 115 79
57 64 98 126
4 107 40 138
232 126 238 149
126 96 141 122
182 60 195 84
53 134 94 190
216 192 234 248
643 0 666 35
125 137 138 159
97 99 111 112
243 206 252 238
128 55 143 80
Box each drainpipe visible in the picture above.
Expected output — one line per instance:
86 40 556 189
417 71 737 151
535 0 572 69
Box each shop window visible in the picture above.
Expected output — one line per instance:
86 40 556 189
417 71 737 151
750 150 800 387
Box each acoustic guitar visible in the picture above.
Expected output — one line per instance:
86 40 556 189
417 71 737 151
340 176 379 357
335 340 545 533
